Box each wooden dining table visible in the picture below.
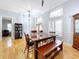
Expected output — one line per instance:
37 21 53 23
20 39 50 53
30 33 56 59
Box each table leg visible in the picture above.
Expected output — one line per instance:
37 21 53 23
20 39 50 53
34 42 38 59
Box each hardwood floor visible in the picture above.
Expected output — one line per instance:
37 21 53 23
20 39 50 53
0 37 79 59
63 43 79 59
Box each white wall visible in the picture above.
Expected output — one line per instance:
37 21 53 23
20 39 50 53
63 0 79 44
0 9 22 40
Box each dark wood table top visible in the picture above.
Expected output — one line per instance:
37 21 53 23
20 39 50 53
30 33 56 42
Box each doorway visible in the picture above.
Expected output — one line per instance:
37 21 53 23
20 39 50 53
2 17 12 39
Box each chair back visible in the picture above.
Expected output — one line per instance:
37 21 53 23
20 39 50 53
24 33 30 47
24 33 34 45
50 32 55 36
31 30 37 38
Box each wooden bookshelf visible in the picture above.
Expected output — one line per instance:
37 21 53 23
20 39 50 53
14 23 22 39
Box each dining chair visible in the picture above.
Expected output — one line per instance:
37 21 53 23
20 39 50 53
31 30 37 38
24 33 34 58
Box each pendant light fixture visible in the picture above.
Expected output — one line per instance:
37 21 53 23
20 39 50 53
42 0 44 7
28 10 31 18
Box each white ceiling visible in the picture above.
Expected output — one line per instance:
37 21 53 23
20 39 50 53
0 0 66 15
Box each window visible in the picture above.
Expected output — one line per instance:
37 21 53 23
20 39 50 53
49 8 63 36
37 17 43 24
7 23 12 32
49 21 55 32
55 20 62 36
37 17 43 31
50 8 63 18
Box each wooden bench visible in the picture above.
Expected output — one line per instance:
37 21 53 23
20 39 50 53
31 34 62 59
36 40 63 59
